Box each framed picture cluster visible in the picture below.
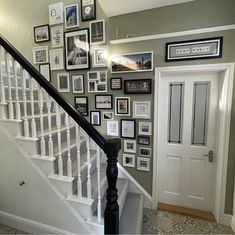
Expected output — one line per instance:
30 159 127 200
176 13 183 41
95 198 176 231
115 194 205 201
88 71 107 92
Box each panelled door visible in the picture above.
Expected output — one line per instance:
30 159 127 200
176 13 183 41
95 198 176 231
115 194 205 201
158 71 219 211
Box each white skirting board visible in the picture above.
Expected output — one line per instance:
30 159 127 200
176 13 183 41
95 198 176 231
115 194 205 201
231 216 235 232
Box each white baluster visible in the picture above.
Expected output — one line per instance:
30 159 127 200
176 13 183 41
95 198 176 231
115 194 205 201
22 69 29 137
76 124 82 197
97 145 102 222
13 60 21 120
47 94 53 157
38 86 45 156
29 77 36 138
86 135 92 199
0 47 6 104
66 113 72 177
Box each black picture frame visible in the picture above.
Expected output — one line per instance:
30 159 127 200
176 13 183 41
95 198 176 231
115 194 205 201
81 0 96 21
74 96 89 116
124 79 152 94
115 97 130 116
34 24 50 43
95 95 113 109
121 119 136 139
166 37 223 62
90 110 101 126
137 136 150 145
39 63 51 82
110 77 122 90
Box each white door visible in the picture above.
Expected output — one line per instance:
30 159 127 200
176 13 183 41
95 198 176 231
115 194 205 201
158 71 219 211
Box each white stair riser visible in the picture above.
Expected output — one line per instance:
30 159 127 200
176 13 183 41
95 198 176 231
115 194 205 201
49 177 73 197
31 157 55 175
69 200 94 220
15 138 39 155
0 120 23 136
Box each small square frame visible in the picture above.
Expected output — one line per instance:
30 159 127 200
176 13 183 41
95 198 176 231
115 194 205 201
103 112 114 120
34 24 50 43
137 136 150 145
32 46 49 64
111 77 122 90
139 147 151 157
139 122 152 136
123 154 135 168
137 157 150 171
95 95 113 109
133 101 151 119
124 139 136 153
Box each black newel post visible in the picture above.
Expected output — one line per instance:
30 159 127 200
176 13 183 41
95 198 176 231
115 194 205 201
104 138 121 235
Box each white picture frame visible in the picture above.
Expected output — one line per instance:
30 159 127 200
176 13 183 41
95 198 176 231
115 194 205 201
32 46 49 64
107 120 119 136
72 74 84 94
57 73 70 92
115 97 130 116
139 122 152 136
51 26 64 48
133 101 151 119
139 147 151 157
90 19 105 45
123 154 135 168
124 140 136 153
87 71 107 93
49 2 64 25
103 112 114 120
137 157 150 171
39 63 51 82
50 48 64 70
92 45 108 67
64 4 79 29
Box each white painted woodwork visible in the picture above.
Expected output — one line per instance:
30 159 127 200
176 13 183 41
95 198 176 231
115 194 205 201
0 46 6 104
22 68 29 138
47 94 53 157
86 135 92 199
29 77 36 138
38 86 45 156
96 145 102 222
13 60 21 120
66 113 72 177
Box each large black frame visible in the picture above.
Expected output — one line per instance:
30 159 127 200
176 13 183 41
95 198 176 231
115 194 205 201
124 79 152 94
81 0 96 21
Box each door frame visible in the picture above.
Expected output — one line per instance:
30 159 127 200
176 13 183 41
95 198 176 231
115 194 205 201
152 63 235 224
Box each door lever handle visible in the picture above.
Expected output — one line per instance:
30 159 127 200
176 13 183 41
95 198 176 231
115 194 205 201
203 150 214 163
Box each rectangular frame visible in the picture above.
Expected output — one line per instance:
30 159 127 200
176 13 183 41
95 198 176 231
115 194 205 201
111 77 122 90
39 63 51 82
121 119 136 139
123 154 135 168
95 95 113 109
137 157 150 171
124 79 151 94
115 97 130 116
64 4 79 29
133 101 151 119
92 45 108 67
57 73 70 92
139 122 152 136
124 139 136 153
137 136 150 145
87 70 107 93
51 26 64 48
103 112 114 120
34 24 50 43
72 74 84 94
90 110 101 126
90 19 105 45
49 2 64 25
139 147 151 157
74 96 88 116
50 48 64 70
81 0 96 21
107 120 119 136
32 46 49 64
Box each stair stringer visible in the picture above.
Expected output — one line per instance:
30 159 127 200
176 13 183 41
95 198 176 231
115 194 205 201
0 124 94 234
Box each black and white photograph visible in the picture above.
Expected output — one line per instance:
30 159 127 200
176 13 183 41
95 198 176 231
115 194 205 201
124 79 152 94
39 63 51 82
57 73 70 92
92 45 108 67
90 111 101 126
32 46 49 64
87 71 107 93
121 119 136 139
72 74 84 94
139 122 152 136
133 101 151 119
74 96 88 116
95 95 112 109
65 29 90 70
138 136 150 145
50 48 64 70
115 97 130 116
81 0 96 21
124 140 136 153
51 26 64 47
137 157 150 171
34 24 50 43
139 147 151 157
49 2 64 25
90 19 105 45
103 112 114 120
111 77 122 90
65 4 79 29
123 154 135 168
107 120 119 136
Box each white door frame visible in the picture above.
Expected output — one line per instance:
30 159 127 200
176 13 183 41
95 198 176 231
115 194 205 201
152 63 235 224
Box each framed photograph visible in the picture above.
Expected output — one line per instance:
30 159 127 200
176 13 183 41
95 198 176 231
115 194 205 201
72 74 84 94
139 147 151 157
166 37 223 61
115 97 130 116
107 120 119 136
103 112 114 120
138 136 150 145
32 46 49 64
57 73 70 92
139 122 152 136
111 77 122 90
124 79 151 94
90 111 101 126
124 140 136 153
64 4 79 29
51 26 64 47
81 0 96 21
133 101 151 119
50 48 64 70
39 63 51 82
34 24 50 43
121 119 136 139
111 51 153 73
90 19 105 45
74 96 88 116
137 157 150 171
87 71 107 93
49 2 64 25
95 95 112 109
65 29 90 70
92 45 108 67
123 154 135 168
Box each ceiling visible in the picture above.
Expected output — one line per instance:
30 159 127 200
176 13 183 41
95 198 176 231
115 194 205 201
98 0 196 17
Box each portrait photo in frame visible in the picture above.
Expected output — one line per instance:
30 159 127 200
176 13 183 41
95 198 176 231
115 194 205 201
57 73 70 92
124 139 136 153
49 2 64 25
115 97 130 116
32 46 49 64
90 19 105 45
64 4 79 29
95 95 112 109
39 63 51 82
81 0 96 21
74 96 88 116
107 120 119 136
121 119 136 139
72 74 84 94
90 111 101 126
50 48 64 70
133 101 151 119
137 157 150 171
123 154 135 168
51 26 64 48
34 24 50 43
92 45 108 67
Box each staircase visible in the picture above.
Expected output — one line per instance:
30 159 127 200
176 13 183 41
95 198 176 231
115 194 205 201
0 36 144 234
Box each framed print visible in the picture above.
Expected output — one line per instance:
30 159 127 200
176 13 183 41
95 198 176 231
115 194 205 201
107 120 119 136
32 46 49 64
81 0 96 21
92 45 108 67
121 119 136 139
139 147 151 157
111 51 153 73
64 4 79 29
166 37 223 62
103 112 114 120
65 29 90 70
138 136 150 145
51 26 64 48
124 79 151 94
39 63 51 82
90 111 101 126
74 96 88 116
49 2 64 25
57 73 70 92
111 77 122 90
123 154 135 168
115 97 130 116
34 24 50 43
133 101 151 119
50 48 64 70
90 19 105 45
87 71 107 93
139 122 152 136
137 157 150 171
72 74 84 94
124 140 136 153
95 95 112 109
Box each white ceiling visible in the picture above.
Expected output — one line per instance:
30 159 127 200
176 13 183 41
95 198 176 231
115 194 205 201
98 0 196 17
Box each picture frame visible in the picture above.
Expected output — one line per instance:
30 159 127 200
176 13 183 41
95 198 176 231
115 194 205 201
139 147 151 157
49 2 64 25
133 101 151 119
92 45 108 67
124 79 152 94
123 154 135 168
115 97 130 116
32 46 49 64
51 26 64 48
137 157 150 171
64 4 79 29
87 71 107 93
90 111 101 126
139 122 152 136
50 48 64 70
138 136 150 145
57 73 70 92
74 96 88 116
72 74 84 94
111 51 153 73
124 140 136 153
121 119 136 139
64 29 90 70
103 112 114 120
34 24 50 43
90 19 105 45
166 37 223 62
95 95 113 109
111 77 122 90
107 120 119 136
39 63 51 82
81 0 96 21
